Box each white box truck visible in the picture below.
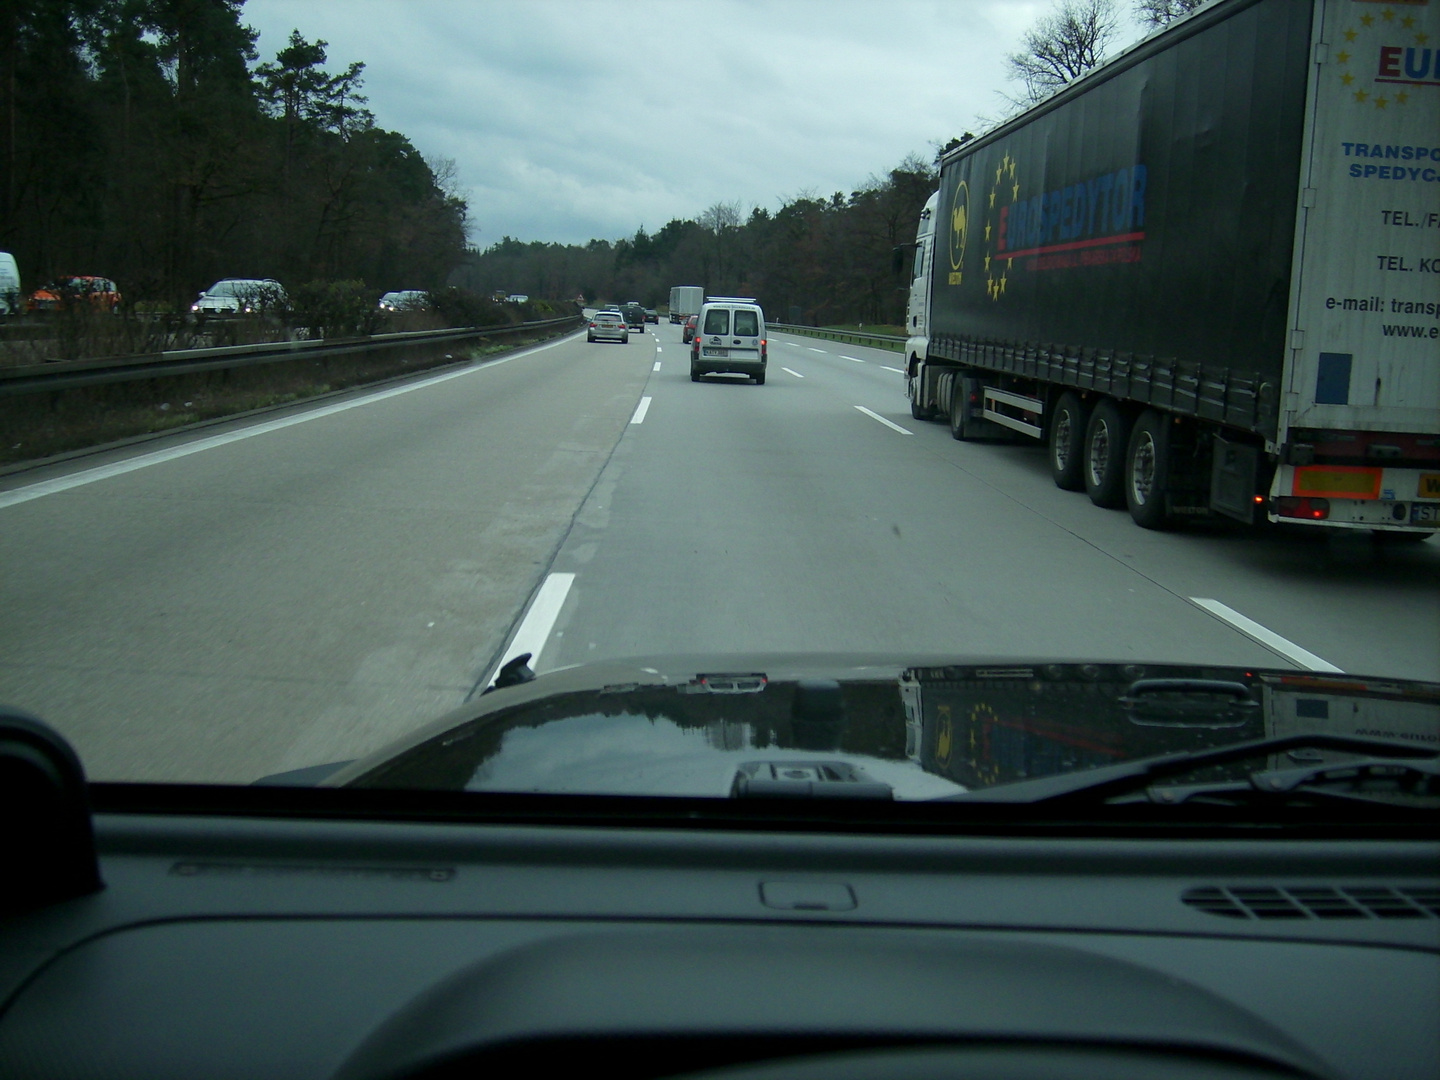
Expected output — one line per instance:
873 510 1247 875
668 286 704 323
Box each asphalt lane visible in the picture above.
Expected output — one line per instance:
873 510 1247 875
0 329 657 781
2 316 1435 784
539 323 1439 681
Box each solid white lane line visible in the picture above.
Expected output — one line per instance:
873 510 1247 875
629 396 653 424
1190 599 1343 673
488 571 575 684
807 347 827 353
854 405 913 435
653 361 661 371
0 334 577 510
881 365 905 374
782 367 805 379
841 355 866 363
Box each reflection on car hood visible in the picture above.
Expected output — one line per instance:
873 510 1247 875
324 655 1440 798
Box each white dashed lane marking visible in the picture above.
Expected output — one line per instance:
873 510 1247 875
841 355 866 363
1190 599 1342 672
854 406 913 435
782 368 804 379
881 365 905 374
653 361 661 371
630 396 652 424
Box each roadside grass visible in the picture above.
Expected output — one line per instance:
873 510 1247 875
0 328 566 470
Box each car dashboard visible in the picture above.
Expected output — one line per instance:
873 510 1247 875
1 784 1436 1080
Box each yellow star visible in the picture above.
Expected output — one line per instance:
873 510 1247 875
1006 258 1013 270
1401 15 1415 29
1335 50 1350 64
1355 89 1369 103
998 275 1007 296
1375 96 1388 109
1341 72 1354 86
1011 181 1019 200
1360 13 1373 26
1395 90 1409 105
984 224 992 241
1343 27 1356 41
995 164 1003 182
1380 8 1393 22
988 191 995 207
1417 32 1430 45
984 255 991 273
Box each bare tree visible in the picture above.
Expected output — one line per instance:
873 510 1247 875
1135 0 1208 27
1005 0 1119 105
699 201 742 233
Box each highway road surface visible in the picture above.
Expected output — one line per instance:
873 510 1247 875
2 318 1435 782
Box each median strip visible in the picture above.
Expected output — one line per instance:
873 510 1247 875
854 405 913 435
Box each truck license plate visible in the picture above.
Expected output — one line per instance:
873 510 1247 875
1409 502 1439 525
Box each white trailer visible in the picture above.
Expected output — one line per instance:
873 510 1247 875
668 286 704 323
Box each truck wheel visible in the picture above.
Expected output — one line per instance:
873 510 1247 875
1083 400 1132 509
1125 410 1173 529
948 379 973 440
1048 392 1089 490
908 374 933 421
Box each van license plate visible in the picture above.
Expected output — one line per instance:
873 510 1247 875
1409 503 1439 525
703 347 727 356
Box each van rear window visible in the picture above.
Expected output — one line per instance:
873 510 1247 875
703 309 730 335
733 310 759 336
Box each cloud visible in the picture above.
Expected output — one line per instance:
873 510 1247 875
242 0 1137 245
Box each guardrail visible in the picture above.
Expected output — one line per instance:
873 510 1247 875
0 316 581 397
766 322 907 352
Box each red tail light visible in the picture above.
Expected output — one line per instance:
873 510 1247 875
1275 496 1330 520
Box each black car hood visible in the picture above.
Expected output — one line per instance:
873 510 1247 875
322 654 1440 798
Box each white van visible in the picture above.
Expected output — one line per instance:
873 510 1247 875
0 252 21 315
690 296 767 385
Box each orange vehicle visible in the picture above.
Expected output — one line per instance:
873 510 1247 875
26 275 122 314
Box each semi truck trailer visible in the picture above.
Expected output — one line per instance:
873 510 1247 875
669 286 704 323
904 0 1438 535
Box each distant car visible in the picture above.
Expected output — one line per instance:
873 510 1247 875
377 290 429 312
506 293 529 303
644 308 659 323
27 275 122 314
191 278 287 315
682 314 698 343
621 302 645 332
587 311 628 344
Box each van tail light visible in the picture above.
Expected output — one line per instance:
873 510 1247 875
1275 496 1330 520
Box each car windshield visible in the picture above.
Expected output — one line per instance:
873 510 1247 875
0 0 1435 805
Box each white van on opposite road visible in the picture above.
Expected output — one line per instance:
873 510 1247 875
690 296 767 385
0 252 21 315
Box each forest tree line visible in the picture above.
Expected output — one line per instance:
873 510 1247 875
450 154 939 328
0 0 468 310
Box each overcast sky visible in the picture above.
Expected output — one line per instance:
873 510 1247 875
242 1 1153 248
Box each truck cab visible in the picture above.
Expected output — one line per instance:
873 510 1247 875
904 193 938 412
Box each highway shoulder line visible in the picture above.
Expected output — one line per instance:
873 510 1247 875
0 333 576 510
854 405 913 435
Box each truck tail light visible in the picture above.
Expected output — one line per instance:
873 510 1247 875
1275 496 1330 520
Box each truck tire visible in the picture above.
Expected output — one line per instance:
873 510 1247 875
1084 399 1132 509
949 378 973 440
1048 392 1089 490
908 372 934 421
1125 409 1173 530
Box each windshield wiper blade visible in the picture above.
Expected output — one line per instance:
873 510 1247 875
939 733 1440 806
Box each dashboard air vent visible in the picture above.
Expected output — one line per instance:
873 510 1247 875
1183 885 1440 920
